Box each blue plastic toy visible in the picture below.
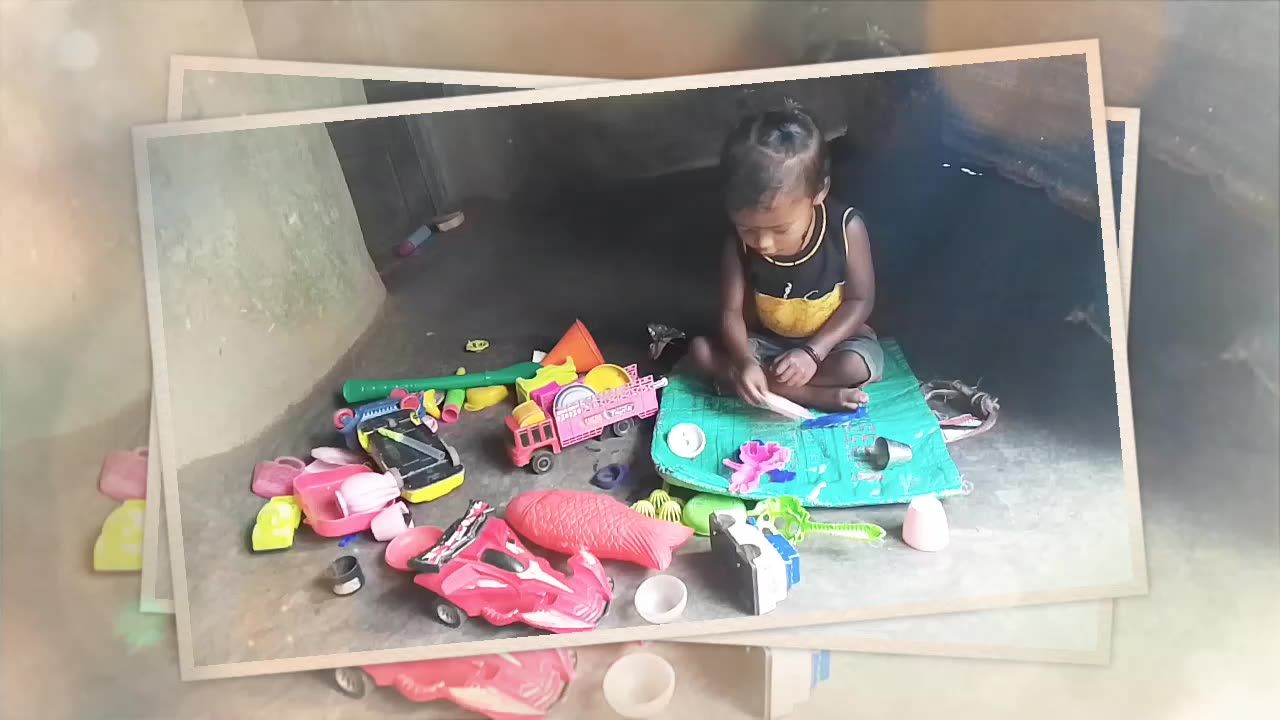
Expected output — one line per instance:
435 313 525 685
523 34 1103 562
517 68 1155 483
800 407 868 430
765 533 800 589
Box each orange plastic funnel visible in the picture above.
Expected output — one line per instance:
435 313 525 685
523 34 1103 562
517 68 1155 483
543 319 605 371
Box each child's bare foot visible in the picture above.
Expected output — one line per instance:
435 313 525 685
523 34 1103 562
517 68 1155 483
805 386 868 412
771 384 868 413
837 387 870 408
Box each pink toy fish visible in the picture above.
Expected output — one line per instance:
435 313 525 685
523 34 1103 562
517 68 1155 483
504 489 694 571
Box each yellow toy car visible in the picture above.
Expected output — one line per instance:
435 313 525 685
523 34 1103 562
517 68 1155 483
252 496 303 552
93 499 146 571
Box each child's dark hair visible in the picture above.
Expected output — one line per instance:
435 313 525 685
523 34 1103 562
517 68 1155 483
720 101 830 212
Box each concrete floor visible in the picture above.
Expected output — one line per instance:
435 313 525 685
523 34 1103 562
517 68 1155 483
162 161 1137 673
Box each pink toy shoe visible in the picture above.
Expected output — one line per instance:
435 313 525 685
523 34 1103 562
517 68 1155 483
252 456 307 498
902 495 950 552
311 446 367 466
98 447 149 501
298 447 370 477
723 441 791 494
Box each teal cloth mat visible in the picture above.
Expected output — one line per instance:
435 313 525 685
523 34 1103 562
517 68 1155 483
652 339 964 508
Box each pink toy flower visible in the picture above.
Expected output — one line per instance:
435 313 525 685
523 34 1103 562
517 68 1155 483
723 441 791 494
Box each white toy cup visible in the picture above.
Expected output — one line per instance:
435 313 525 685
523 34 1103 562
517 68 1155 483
602 652 676 719
634 575 688 625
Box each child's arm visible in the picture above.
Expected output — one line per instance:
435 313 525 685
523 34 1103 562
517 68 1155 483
719 236 756 368
773 215 876 385
720 236 771 405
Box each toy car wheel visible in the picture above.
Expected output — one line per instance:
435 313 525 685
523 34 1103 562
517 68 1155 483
333 408 356 431
530 450 555 475
431 596 466 628
333 667 373 699
611 418 636 437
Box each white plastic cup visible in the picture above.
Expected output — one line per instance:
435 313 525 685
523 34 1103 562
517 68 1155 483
634 575 688 625
602 652 676 719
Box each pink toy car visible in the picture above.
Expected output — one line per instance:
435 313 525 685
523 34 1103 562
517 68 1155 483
333 648 577 719
384 501 614 633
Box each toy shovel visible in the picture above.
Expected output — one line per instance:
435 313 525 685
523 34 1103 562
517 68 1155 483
748 496 885 544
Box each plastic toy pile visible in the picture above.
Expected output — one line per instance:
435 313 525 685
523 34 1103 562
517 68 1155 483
232 317 956 640
239 319 701 634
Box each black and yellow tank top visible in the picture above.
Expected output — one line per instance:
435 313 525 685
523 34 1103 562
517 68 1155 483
739 201 861 339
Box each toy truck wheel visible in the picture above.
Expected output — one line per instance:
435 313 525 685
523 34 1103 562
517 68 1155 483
610 418 636 437
530 450 555 475
333 667 373 699
431 596 466 628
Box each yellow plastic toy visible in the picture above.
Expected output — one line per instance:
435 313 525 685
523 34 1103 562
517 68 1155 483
251 496 303 552
464 384 510 412
511 400 547 428
635 490 684 524
465 339 490 353
93 499 146 572
421 389 443 419
657 498 685 524
582 363 631 393
515 358 577 403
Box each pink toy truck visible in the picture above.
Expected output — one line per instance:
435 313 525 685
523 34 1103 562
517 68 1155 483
334 648 577 719
506 365 667 474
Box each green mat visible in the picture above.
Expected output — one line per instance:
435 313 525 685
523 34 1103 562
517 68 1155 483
652 339 964 508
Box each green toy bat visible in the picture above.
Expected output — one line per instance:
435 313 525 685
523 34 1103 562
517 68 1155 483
343 361 543 404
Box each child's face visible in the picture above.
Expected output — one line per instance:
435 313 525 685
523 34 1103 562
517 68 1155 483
730 185 829 258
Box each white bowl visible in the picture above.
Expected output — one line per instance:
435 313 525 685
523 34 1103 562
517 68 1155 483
666 423 706 459
634 575 688 625
602 652 676 719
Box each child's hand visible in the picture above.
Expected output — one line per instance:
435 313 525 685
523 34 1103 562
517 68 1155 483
772 349 819 387
731 361 771 407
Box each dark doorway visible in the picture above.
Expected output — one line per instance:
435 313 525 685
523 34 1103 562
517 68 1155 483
325 80 451 267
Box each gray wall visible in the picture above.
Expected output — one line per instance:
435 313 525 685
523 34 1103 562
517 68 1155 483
413 80 849 205
147 124 384 465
